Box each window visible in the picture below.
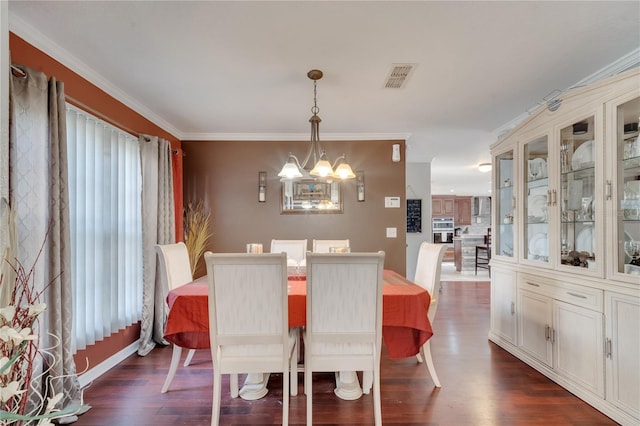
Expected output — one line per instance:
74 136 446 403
66 105 142 351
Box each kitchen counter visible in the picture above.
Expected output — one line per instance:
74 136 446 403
454 235 486 272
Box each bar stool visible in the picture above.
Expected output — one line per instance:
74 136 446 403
475 228 491 276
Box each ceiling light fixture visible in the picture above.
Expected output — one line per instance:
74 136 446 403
478 163 492 173
278 70 355 181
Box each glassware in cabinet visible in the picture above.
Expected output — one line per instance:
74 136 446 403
559 116 597 269
616 97 640 277
496 150 514 258
523 135 549 263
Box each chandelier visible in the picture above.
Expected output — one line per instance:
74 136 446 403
278 70 356 181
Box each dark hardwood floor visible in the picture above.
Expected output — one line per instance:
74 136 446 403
73 281 617 425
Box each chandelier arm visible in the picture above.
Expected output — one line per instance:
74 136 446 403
300 142 314 170
331 154 347 169
301 116 323 170
288 153 303 170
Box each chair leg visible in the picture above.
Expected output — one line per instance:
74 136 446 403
373 367 382 426
475 248 479 275
420 341 441 387
362 371 372 394
212 370 222 426
305 355 312 425
230 374 239 398
290 345 298 396
183 349 196 367
161 345 183 393
283 359 289 426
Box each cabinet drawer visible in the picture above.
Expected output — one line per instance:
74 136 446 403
519 275 603 312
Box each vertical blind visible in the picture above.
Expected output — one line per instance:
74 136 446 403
66 105 143 351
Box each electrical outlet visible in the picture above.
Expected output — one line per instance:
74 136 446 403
386 227 397 238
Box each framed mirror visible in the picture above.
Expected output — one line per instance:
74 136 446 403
281 179 343 214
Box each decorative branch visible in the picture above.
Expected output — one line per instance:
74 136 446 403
183 202 212 274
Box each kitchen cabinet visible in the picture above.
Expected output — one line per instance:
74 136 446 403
606 94 640 285
519 113 602 276
432 196 454 217
494 148 516 260
433 195 471 224
454 196 472 225
518 286 553 365
605 291 640 420
489 266 517 345
553 297 604 397
518 275 604 398
489 68 640 425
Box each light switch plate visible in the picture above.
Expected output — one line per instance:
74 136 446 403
386 227 397 238
385 196 401 208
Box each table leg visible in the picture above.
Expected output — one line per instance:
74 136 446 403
334 371 363 400
239 373 270 400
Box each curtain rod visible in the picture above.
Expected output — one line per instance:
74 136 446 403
9 63 179 154
11 64 26 78
65 95 180 155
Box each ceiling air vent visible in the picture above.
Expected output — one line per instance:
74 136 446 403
384 64 416 89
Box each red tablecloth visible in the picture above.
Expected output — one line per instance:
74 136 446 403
164 269 432 359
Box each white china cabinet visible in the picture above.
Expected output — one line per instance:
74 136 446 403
489 68 640 426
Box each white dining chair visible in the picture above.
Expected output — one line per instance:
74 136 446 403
412 241 447 387
204 252 297 426
270 239 308 265
304 251 385 426
312 239 350 253
156 242 199 393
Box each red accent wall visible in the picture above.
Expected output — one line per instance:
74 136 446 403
9 33 183 368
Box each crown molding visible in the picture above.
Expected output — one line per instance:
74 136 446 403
180 132 412 142
493 47 640 140
9 13 185 140
571 47 640 88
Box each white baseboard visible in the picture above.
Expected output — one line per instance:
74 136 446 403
78 340 140 389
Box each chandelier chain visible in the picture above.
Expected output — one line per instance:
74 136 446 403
311 80 319 116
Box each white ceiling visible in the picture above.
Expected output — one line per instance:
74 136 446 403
8 1 640 196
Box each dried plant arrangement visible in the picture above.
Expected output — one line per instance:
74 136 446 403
1 229 87 424
184 201 212 274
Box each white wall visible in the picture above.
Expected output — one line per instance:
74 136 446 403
405 162 431 281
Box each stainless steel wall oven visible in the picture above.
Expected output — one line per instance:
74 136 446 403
433 218 454 243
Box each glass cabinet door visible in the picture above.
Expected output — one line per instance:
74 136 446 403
559 116 596 269
496 150 514 257
616 97 640 277
524 136 549 263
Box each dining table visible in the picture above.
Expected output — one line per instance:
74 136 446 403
164 269 433 399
